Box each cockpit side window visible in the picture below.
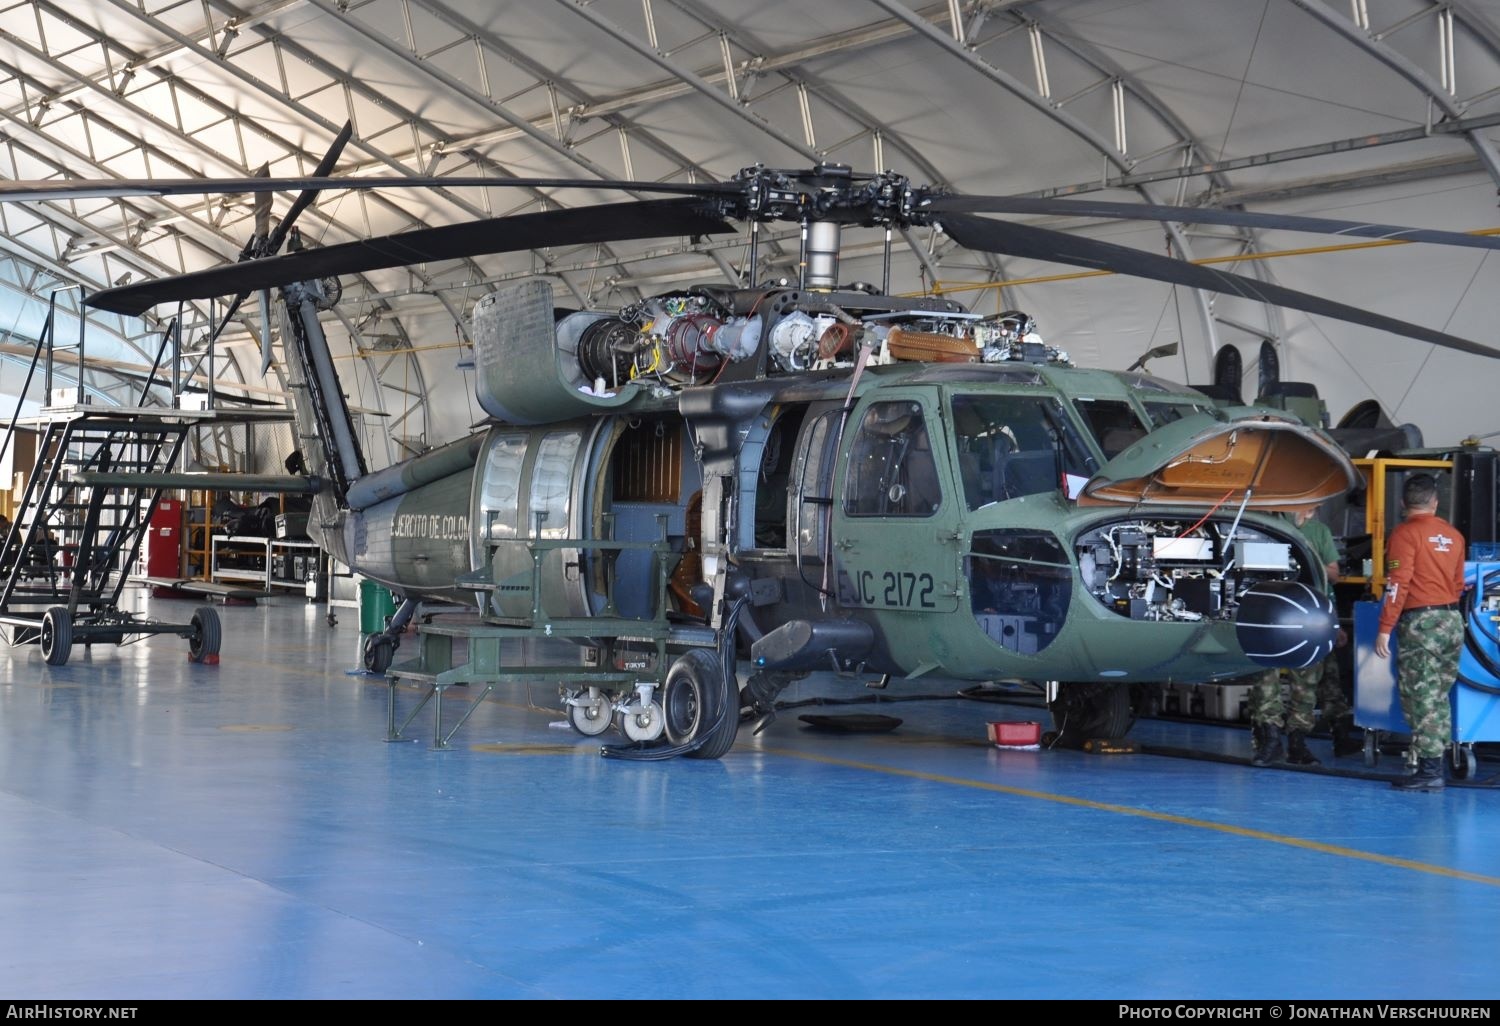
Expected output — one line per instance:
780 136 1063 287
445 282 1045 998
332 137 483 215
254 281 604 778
1072 398 1148 458
1143 400 1207 427
950 394 1094 510
843 401 942 518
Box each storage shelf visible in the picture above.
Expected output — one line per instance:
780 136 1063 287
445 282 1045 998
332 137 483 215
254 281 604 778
210 534 322 593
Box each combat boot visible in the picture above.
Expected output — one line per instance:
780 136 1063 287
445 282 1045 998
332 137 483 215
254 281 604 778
1330 715 1362 758
1391 756 1446 792
1285 730 1321 766
1251 723 1285 766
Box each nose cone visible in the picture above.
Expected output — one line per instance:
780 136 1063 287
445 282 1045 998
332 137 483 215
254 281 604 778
1234 581 1337 669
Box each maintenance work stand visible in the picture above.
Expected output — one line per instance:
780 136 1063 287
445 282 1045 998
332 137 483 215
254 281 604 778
0 292 306 666
382 515 726 753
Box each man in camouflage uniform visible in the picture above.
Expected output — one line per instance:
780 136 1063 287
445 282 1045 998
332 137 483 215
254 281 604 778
1249 502 1356 767
1374 474 1467 792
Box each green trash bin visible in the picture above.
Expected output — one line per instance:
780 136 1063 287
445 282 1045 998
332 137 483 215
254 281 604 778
359 579 398 635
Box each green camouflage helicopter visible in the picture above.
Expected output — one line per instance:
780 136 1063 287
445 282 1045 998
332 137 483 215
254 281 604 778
69 153 1500 758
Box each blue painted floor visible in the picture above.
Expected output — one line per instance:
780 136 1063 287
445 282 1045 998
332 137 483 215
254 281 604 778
1 592 1497 1000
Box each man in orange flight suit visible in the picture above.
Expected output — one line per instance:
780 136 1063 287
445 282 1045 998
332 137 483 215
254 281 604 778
1373 474 1467 792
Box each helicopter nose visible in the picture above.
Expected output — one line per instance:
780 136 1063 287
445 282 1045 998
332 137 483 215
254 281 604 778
1233 581 1338 670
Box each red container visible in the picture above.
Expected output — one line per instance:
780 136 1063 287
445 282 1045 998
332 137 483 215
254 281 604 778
987 721 1042 747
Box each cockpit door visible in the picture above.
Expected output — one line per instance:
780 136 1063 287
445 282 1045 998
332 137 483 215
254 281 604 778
829 391 961 614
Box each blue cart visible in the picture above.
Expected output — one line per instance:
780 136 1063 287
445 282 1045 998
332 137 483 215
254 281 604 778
1351 562 1500 778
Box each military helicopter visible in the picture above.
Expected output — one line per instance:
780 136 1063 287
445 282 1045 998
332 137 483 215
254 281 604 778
63 152 1500 759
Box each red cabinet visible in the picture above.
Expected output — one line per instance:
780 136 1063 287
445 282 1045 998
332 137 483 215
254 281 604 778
139 499 183 578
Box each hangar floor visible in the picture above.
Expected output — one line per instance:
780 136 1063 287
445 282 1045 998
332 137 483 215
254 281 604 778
2 591 1497 1001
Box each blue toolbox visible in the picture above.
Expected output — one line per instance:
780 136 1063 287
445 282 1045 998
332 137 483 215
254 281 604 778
1351 561 1500 778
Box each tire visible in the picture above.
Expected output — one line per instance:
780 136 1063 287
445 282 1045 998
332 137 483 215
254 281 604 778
1450 745 1477 781
40 606 71 667
1047 682 1135 749
662 648 740 760
189 606 222 663
362 635 396 674
1363 731 1379 768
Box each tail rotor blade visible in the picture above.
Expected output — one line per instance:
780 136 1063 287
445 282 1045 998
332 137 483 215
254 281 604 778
258 288 274 376
265 121 354 257
251 163 272 241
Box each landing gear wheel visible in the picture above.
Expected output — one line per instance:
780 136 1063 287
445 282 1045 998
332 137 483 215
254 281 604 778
363 635 395 675
40 606 71 667
661 649 740 759
568 690 615 737
1047 682 1135 749
1450 744 1477 781
621 699 665 743
188 606 221 664
1363 731 1379 768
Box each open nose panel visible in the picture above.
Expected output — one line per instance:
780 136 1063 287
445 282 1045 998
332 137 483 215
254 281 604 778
1077 408 1358 512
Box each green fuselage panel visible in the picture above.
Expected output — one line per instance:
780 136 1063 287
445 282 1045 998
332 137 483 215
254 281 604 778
346 468 474 604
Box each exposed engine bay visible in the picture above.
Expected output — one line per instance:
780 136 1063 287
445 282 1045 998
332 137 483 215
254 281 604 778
570 286 1065 390
1076 517 1310 622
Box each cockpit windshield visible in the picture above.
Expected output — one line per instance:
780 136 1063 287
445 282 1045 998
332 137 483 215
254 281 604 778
1072 398 1148 458
950 394 1095 510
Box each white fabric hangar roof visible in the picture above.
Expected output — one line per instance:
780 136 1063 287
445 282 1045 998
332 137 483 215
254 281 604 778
0 0 1497 461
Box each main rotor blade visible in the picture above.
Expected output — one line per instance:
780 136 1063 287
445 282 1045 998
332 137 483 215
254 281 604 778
938 212 1500 360
926 195 1500 252
0 174 735 203
87 198 736 316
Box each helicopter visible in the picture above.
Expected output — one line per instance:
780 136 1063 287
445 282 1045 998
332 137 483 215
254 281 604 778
63 154 1500 759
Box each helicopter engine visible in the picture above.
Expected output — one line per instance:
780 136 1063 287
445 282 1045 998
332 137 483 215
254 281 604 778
574 293 762 389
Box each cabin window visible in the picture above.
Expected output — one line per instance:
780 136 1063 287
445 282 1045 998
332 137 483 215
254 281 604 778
950 394 1093 509
1072 398 1148 458
968 528 1071 655
843 401 942 518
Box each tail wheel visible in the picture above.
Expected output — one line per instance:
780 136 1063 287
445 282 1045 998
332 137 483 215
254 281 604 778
363 635 395 674
662 649 740 760
189 606 222 664
1047 682 1136 749
40 606 72 666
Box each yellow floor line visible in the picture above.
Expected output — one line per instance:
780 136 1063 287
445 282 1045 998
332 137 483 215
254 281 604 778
763 746 1500 887
339 669 1498 886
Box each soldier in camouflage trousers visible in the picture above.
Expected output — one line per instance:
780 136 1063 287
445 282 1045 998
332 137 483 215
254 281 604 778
1250 658 1352 765
1375 473 1467 792
1249 501 1356 767
1392 608 1465 759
